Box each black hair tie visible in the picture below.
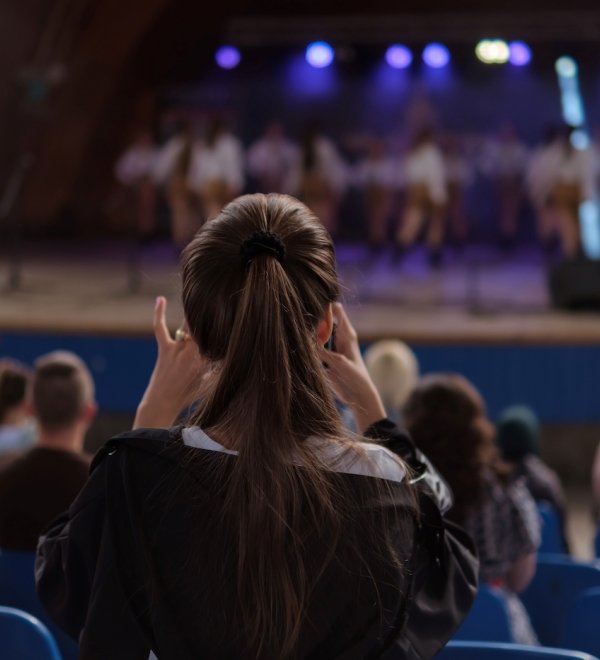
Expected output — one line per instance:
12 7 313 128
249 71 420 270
240 232 286 269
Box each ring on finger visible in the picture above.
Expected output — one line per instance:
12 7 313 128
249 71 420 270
175 328 191 342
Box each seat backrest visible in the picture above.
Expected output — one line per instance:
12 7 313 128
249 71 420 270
538 502 566 555
0 605 62 660
521 556 600 647
453 584 513 642
438 641 599 660
561 587 600 656
0 549 78 660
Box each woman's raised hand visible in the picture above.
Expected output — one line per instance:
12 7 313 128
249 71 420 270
318 303 386 432
133 296 208 429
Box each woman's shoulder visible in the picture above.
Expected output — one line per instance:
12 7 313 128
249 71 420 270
311 438 406 483
111 426 182 449
91 426 184 471
181 426 406 485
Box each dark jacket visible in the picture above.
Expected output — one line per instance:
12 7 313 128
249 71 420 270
36 423 477 659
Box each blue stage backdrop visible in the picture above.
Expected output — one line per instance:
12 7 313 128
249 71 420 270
1 331 600 423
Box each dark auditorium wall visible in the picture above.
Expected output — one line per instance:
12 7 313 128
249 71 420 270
0 1 53 189
15 0 168 233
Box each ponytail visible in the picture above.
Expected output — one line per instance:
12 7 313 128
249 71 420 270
200 251 341 654
181 194 405 657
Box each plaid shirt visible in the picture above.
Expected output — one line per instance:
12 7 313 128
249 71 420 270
463 468 541 584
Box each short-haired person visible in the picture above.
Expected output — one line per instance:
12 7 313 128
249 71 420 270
0 351 95 551
363 340 419 423
0 359 35 458
404 374 541 644
497 405 569 552
36 194 476 659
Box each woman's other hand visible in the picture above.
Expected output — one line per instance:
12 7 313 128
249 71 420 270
318 303 386 432
133 296 207 429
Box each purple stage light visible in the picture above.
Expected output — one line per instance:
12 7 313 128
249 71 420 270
509 41 531 66
305 41 334 68
215 46 241 70
385 44 412 69
423 43 450 68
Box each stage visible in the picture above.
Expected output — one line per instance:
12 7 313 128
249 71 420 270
2 240 600 343
2 240 600 421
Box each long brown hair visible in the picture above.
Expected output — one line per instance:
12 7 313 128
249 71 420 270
182 194 402 657
403 373 508 524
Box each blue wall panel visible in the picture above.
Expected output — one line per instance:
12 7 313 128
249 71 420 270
0 332 156 415
1 331 599 423
412 345 600 423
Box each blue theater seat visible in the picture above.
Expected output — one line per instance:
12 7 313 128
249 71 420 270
538 502 567 555
561 587 600 656
521 555 600 647
0 605 62 660
0 549 78 660
453 583 514 642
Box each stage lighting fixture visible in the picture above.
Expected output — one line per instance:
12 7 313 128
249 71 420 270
215 46 241 70
555 56 577 78
385 44 412 69
508 41 531 66
423 43 450 68
305 41 335 68
475 39 509 64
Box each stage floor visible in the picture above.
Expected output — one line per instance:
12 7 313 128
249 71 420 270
1 241 600 344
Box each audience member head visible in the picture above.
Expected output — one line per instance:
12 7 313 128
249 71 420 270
364 340 419 412
496 405 540 463
0 359 31 427
403 373 501 523
181 192 348 656
31 351 96 449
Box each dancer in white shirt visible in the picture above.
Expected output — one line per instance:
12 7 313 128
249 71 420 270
288 121 347 236
443 134 473 246
397 128 447 266
247 121 298 193
153 121 198 246
189 118 245 222
115 130 158 240
355 137 400 250
526 126 563 248
546 126 595 258
482 123 529 247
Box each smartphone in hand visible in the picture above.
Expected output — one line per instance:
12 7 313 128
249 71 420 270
324 323 337 352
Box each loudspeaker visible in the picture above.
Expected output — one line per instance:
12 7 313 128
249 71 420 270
548 258 600 309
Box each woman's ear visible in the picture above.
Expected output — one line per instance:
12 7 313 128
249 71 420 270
316 303 334 346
